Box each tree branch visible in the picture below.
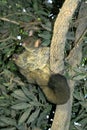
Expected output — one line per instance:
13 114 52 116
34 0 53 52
50 0 81 130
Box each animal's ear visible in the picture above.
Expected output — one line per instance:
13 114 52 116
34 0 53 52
34 39 41 47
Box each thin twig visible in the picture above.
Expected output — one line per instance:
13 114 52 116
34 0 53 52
0 17 19 25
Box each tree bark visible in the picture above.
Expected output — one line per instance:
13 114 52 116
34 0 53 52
50 0 81 130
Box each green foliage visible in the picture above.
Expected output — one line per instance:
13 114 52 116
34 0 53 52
0 69 52 130
0 1 53 129
69 34 87 130
70 78 87 130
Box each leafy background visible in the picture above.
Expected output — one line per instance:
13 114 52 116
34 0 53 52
0 0 87 130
